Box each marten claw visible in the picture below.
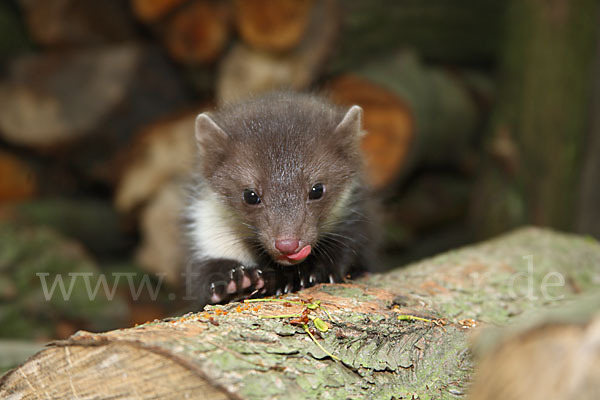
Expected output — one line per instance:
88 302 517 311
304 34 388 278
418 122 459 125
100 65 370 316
209 282 224 304
252 268 265 290
284 283 293 294
220 265 268 302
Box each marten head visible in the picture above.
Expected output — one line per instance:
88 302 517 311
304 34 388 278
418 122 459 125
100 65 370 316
193 92 365 265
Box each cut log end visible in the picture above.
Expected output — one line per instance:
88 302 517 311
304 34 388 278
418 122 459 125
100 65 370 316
131 0 187 23
0 342 230 399
235 0 315 52
164 0 231 65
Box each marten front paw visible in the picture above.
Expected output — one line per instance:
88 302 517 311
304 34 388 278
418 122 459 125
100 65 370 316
194 259 343 307
207 265 266 304
257 263 340 297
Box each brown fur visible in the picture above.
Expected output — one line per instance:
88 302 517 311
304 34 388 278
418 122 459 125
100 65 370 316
186 92 376 306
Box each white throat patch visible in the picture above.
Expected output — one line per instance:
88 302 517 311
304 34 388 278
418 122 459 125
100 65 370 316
187 190 258 267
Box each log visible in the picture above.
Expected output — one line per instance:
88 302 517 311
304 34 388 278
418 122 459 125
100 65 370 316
327 53 489 191
135 180 186 286
163 0 232 65
0 44 189 183
17 0 136 46
234 0 315 52
216 0 339 104
2 227 599 398
0 45 135 147
469 294 600 400
114 109 200 213
130 0 187 23
471 0 599 236
327 74 414 191
0 44 187 148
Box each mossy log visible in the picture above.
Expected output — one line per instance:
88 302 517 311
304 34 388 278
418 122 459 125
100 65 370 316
1 228 599 399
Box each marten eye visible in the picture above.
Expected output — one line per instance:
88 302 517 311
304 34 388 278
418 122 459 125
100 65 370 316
243 189 261 205
309 183 325 200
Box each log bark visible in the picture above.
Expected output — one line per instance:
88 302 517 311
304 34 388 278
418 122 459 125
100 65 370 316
471 0 599 236
2 227 599 399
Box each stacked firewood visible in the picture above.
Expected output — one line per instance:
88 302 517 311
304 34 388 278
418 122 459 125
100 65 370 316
0 0 502 336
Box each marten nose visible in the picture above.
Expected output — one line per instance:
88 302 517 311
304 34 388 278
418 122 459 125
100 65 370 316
275 239 300 255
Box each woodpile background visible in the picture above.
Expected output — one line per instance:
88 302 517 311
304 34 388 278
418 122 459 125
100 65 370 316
1 1 599 396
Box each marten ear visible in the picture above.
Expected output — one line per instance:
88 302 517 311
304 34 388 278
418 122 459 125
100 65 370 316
334 105 365 139
195 113 228 153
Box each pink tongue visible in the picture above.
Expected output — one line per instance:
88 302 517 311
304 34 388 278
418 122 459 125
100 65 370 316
286 245 312 261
